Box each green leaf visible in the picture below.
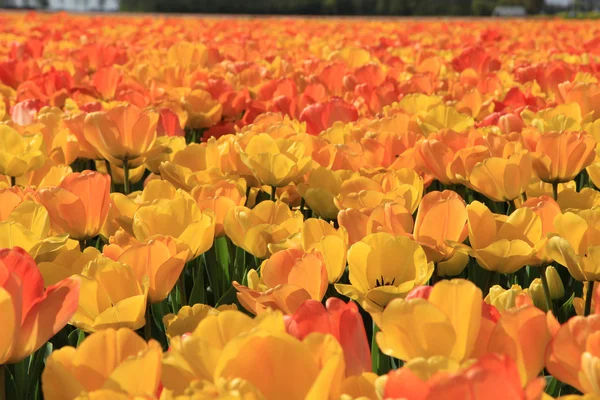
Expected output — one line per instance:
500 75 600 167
77 330 87 347
67 329 79 348
215 236 231 285
215 285 237 308
189 257 207 306
545 376 562 396
25 343 52 400
558 292 576 324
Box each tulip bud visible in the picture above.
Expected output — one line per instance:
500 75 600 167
528 278 548 312
485 284 531 313
545 266 565 300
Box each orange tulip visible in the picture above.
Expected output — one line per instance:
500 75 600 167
338 202 414 245
546 315 600 394
519 195 561 264
0 246 80 363
285 298 371 377
234 248 328 315
83 103 162 167
299 97 359 135
382 353 545 400
190 179 247 237
412 190 468 275
531 131 596 183
38 170 111 241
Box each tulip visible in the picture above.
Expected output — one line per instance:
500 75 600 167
183 89 223 129
0 247 80 364
215 331 345 400
340 373 378 400
38 247 101 287
547 209 600 281
451 201 543 274
0 186 26 220
144 136 186 174
546 315 600 394
0 201 70 261
546 265 565 299
38 170 111 241
64 111 103 160
528 278 549 312
299 97 359 135
104 236 189 303
519 195 561 264
485 284 532 313
70 256 149 332
532 131 596 183
234 248 328 315
383 353 545 400
132 189 215 260
239 133 312 188
162 303 237 339
486 302 551 385
190 179 247 237
467 150 532 202
15 160 72 189
158 141 222 191
297 167 357 219
41 328 162 399
224 200 304 259
412 190 468 272
335 232 434 313
83 103 162 167
285 298 371 376
0 126 45 178
299 218 348 283
376 279 483 362
338 203 414 245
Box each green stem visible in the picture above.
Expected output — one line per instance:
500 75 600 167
585 281 595 316
104 160 115 193
123 159 130 195
79 240 86 252
144 304 152 341
552 182 559 202
507 199 517 215
177 274 188 308
271 186 277 202
299 197 306 219
371 321 380 374
0 364 5 400
484 270 499 296
540 265 553 312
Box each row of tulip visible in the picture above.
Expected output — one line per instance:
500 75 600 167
2 11 600 400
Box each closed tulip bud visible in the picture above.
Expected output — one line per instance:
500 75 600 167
234 248 328 315
467 150 532 202
224 200 304 259
528 279 548 312
83 103 163 167
183 89 223 129
532 131 596 183
70 256 149 332
546 266 565 300
285 298 371 377
0 126 46 178
0 247 80 364
485 284 532 313
42 328 162 400
132 190 215 260
38 170 111 241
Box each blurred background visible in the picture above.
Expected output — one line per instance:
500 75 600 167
0 0 598 17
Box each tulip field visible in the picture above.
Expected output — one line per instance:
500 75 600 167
4 10 600 400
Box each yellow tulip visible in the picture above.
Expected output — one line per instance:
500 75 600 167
38 247 101 286
158 141 222 191
0 125 46 178
300 218 349 283
485 284 532 313
70 256 149 332
104 236 189 304
335 232 434 313
376 279 482 362
467 150 533 202
162 309 286 394
451 201 543 274
163 303 238 339
132 189 215 260
15 160 72 189
338 202 414 245
547 209 600 281
546 265 565 299
240 133 312 188
0 200 69 261
190 179 247 237
145 136 186 174
417 104 474 135
183 89 223 129
224 200 303 259
42 328 162 399
297 167 357 219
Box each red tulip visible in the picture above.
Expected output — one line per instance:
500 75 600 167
299 97 359 135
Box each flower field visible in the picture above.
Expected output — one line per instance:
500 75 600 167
2 11 600 400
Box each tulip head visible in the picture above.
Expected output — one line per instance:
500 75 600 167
0 126 45 177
